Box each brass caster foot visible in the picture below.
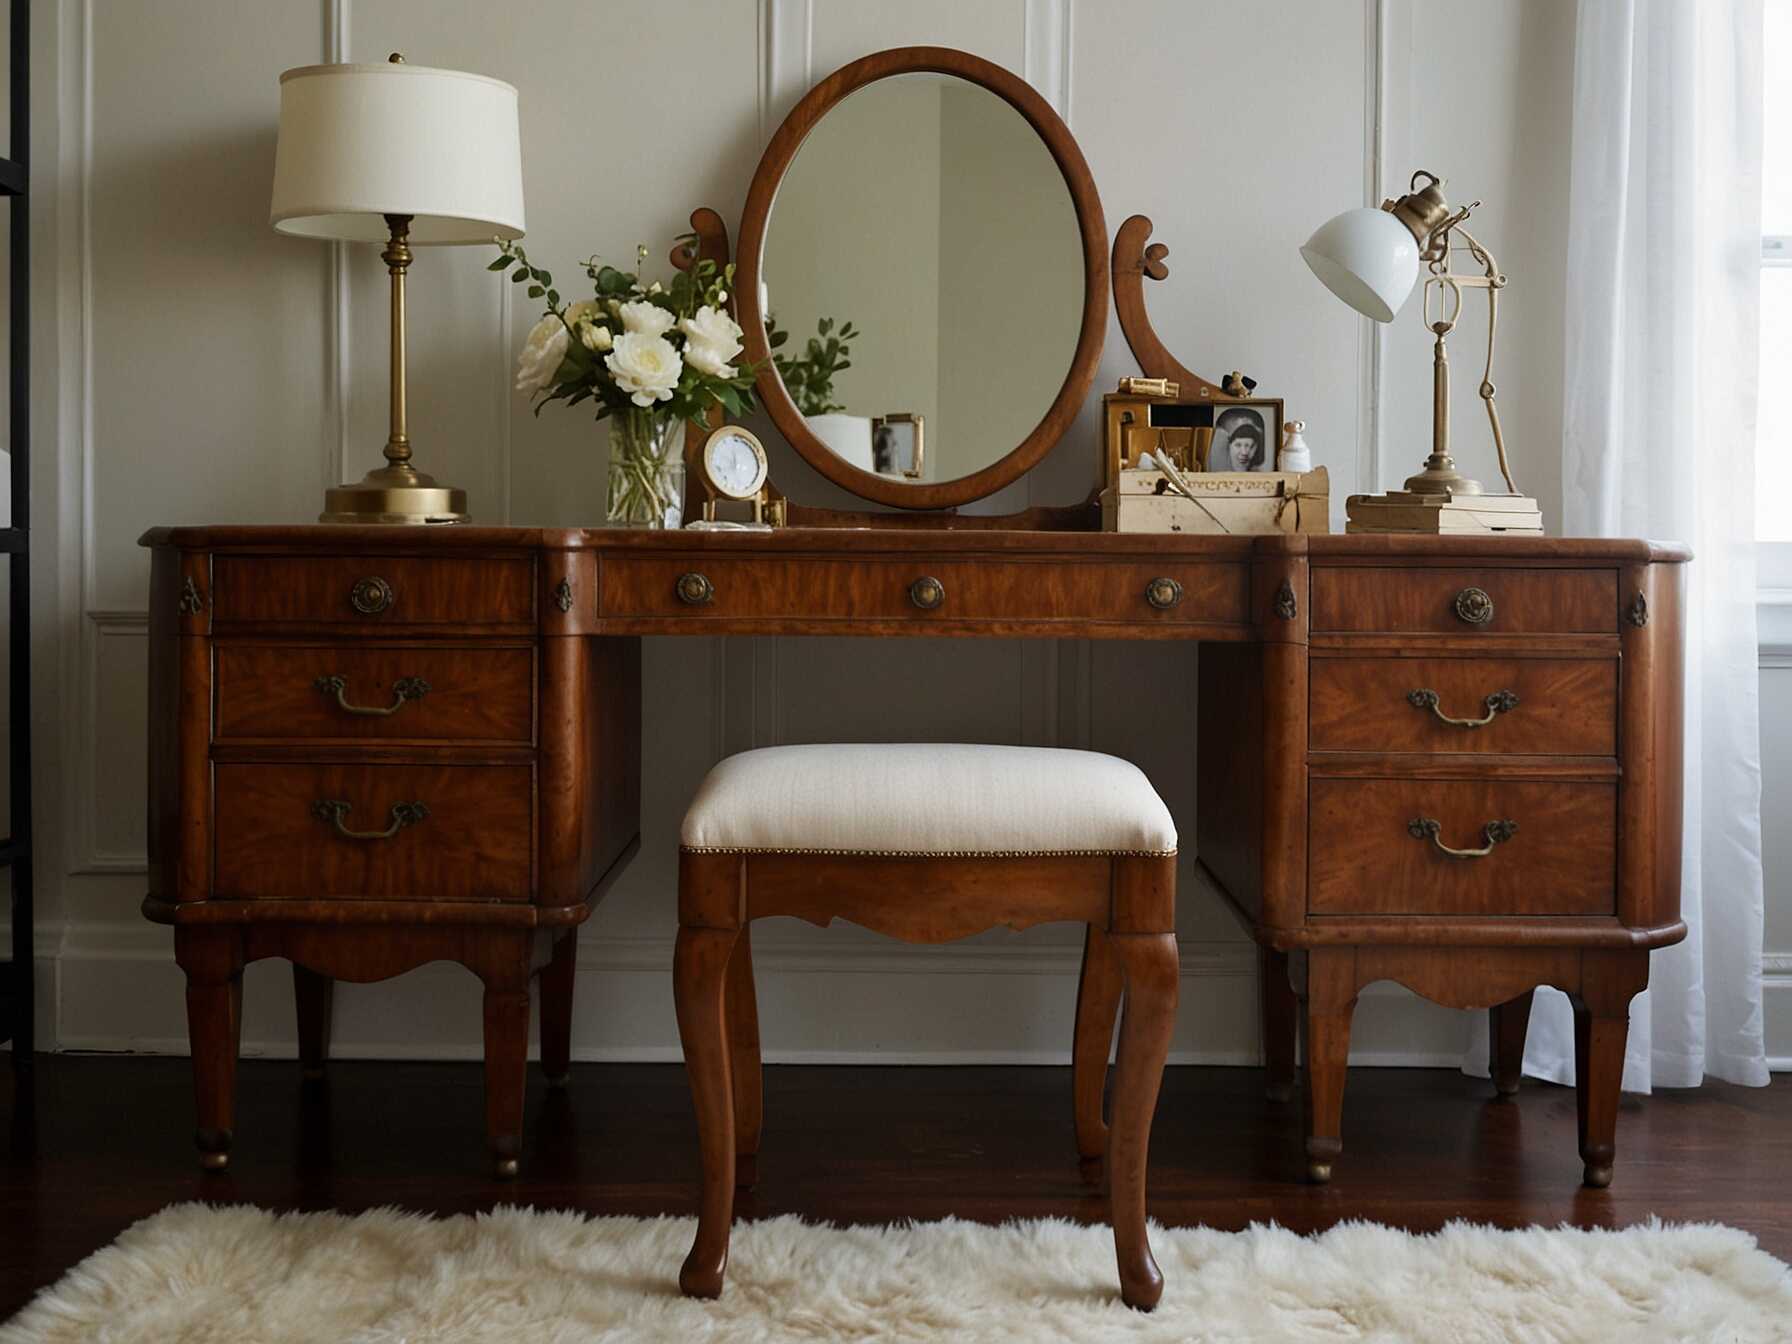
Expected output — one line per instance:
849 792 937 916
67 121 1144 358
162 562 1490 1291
734 1153 758 1190
492 1156 519 1180
1306 1160 1333 1184
1582 1163 1613 1189
199 1151 231 1172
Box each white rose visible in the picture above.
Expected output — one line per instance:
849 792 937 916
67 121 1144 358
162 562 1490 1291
679 305 744 378
514 314 569 394
605 332 682 406
578 320 613 353
618 299 676 337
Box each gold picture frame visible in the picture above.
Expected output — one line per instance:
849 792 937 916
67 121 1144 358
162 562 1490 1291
872 412 925 479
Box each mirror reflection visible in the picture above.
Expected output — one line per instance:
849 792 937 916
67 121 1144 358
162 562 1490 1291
761 73 1083 484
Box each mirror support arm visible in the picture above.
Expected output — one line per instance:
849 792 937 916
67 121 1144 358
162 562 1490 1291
1111 215 1226 400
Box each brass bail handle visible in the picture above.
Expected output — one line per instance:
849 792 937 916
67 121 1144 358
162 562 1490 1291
314 675 431 717
313 799 430 841
1406 688 1518 729
1407 816 1517 860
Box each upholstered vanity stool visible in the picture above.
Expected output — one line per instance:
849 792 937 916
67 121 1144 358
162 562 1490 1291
672 743 1181 1311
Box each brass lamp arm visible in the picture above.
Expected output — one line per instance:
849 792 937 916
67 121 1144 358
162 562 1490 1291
1427 222 1518 496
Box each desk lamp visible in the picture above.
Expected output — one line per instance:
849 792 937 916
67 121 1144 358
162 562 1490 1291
271 54 525 523
1302 171 1538 530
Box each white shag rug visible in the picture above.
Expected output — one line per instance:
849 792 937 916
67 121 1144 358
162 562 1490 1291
4 1205 1790 1344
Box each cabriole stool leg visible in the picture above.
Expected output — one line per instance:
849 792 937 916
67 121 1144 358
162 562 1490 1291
1106 931 1178 1312
677 923 741 1298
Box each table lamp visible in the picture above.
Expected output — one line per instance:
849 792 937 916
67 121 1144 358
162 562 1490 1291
1302 171 1539 533
271 55 525 524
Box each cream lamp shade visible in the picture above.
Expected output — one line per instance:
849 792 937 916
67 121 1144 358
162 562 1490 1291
1298 206 1419 324
270 60 525 243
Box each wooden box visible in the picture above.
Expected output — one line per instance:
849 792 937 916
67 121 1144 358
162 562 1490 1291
1101 466 1330 535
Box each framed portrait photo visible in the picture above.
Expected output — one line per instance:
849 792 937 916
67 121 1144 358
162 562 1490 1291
872 412 926 479
1205 401 1282 473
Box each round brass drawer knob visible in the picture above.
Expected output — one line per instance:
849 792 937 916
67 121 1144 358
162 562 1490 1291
1454 586 1495 626
909 576 946 610
676 572 715 606
1145 577 1184 610
349 576 394 615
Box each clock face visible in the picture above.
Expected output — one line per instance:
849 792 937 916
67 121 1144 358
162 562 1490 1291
703 428 768 500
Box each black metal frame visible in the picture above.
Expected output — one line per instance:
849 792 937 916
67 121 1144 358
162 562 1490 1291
1 0 31 1071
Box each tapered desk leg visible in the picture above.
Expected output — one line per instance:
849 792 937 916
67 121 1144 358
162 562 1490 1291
1573 951 1647 1189
481 956 531 1180
1106 931 1177 1312
1301 949 1358 1184
726 925 764 1190
677 924 740 1299
1260 945 1298 1102
1072 923 1123 1169
177 928 243 1171
1489 989 1534 1099
293 964 333 1083
539 930 577 1088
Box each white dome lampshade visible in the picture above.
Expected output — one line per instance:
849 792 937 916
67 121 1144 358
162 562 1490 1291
1299 206 1420 324
271 60 525 243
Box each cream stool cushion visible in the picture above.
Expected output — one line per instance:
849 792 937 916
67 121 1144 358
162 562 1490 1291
680 743 1176 857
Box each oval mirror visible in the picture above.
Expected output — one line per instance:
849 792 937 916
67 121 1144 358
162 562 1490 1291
737 49 1106 510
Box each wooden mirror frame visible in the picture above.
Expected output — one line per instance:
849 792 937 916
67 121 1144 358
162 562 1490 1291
735 47 1108 511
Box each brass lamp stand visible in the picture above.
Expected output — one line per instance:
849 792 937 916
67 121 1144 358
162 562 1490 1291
318 213 470 524
1386 173 1518 499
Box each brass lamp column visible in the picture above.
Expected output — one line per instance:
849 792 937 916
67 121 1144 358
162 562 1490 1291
270 54 526 524
318 212 470 523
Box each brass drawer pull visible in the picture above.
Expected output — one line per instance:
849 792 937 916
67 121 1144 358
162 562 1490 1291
313 799 429 841
350 576 395 615
314 674 431 717
910 576 946 610
676 572 715 606
1453 586 1494 625
1406 687 1519 728
1407 816 1518 859
1145 577 1184 609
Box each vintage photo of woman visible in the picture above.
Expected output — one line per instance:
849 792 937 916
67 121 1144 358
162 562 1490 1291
1213 407 1270 472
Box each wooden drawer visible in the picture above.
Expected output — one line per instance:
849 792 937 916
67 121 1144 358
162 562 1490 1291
1309 656 1617 756
1308 778 1615 916
214 643 534 745
213 763 533 901
211 556 534 629
599 556 1248 626
1311 566 1616 635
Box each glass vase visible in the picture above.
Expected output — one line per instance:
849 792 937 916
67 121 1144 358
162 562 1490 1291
606 407 685 529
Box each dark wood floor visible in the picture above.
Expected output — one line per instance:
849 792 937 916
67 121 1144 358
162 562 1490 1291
3 1056 1788 1321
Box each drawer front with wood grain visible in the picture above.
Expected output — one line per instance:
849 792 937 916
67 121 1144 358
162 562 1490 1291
1308 778 1615 916
598 556 1249 627
214 643 535 745
1309 656 1617 756
213 763 533 901
210 556 535 629
1311 566 1616 635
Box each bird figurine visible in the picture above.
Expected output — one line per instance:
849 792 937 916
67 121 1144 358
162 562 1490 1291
1221 370 1257 398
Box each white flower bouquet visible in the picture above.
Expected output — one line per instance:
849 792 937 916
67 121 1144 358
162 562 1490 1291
497 239 761 526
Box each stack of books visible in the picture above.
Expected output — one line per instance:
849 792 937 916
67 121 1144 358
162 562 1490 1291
1345 491 1543 535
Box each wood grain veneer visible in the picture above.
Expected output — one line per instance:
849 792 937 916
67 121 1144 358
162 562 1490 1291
1311 566 1616 635
1308 656 1617 756
214 642 535 745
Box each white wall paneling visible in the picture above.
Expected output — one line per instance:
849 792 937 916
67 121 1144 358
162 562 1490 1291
27 0 1763 1070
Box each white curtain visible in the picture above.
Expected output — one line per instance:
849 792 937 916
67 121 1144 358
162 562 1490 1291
1481 0 1770 1092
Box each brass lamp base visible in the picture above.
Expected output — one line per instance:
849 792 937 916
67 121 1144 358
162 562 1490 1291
319 464 469 525
1402 453 1483 496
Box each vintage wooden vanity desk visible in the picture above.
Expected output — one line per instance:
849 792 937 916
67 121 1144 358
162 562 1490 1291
142 47 1686 1195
